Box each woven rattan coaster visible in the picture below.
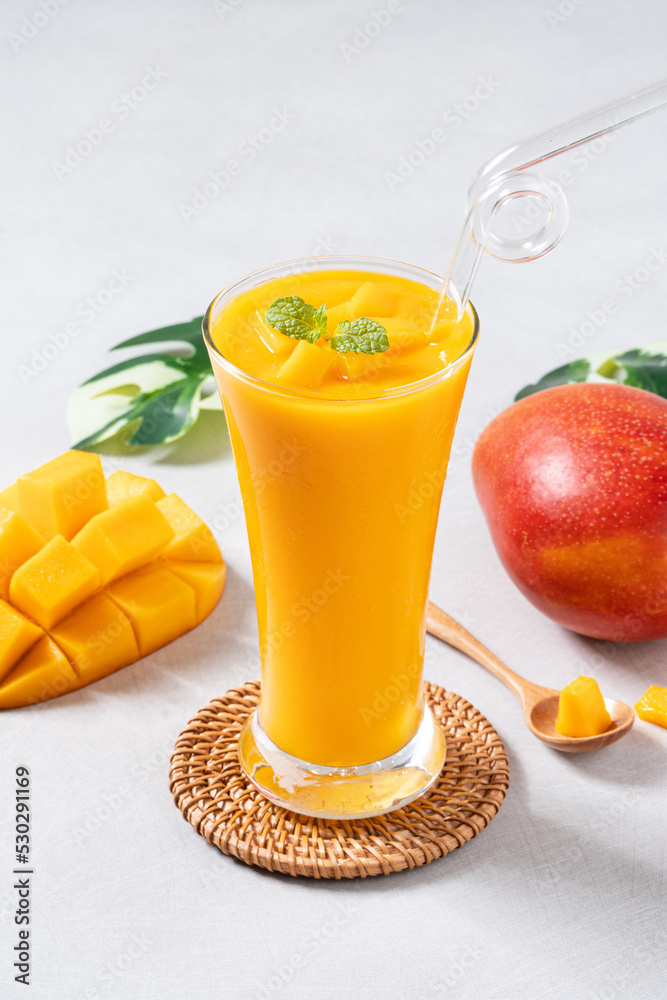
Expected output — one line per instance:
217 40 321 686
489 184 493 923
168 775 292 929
169 680 509 879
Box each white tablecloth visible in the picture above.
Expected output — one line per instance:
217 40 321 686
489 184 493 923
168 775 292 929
1 1 666 997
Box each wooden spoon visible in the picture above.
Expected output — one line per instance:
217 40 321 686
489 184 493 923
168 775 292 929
426 601 635 753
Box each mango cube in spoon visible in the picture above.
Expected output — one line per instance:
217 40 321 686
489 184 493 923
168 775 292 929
72 496 174 584
17 451 107 540
555 675 612 738
634 686 667 729
10 536 100 629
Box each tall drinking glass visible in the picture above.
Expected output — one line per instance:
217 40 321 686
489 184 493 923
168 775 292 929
203 256 479 818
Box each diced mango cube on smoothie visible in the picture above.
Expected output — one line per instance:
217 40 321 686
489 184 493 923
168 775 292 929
555 676 612 738
0 508 45 600
168 561 227 623
105 470 165 506
326 300 355 329
276 339 338 389
634 686 667 729
0 637 79 708
337 351 383 381
350 282 399 318
72 496 174 584
51 593 139 683
156 495 222 563
381 318 426 348
256 314 297 357
0 601 43 682
10 537 100 630
17 451 107 540
0 484 19 513
106 565 196 656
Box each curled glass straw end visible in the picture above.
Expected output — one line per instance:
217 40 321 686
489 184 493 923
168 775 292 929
434 77 667 324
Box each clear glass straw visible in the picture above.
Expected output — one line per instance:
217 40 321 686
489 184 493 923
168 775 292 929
436 78 667 323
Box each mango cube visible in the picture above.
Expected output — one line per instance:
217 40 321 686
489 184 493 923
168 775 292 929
276 339 338 389
0 600 43 682
337 351 383 381
168 561 227 623
0 484 19 512
105 470 166 506
0 507 45 600
10 537 100 630
157 495 222 563
256 315 297 358
0 637 79 708
555 675 612 738
350 281 399 318
634 686 667 729
106 565 196 656
327 300 355 330
0 454 227 708
17 451 107 540
72 496 174 585
51 594 139 683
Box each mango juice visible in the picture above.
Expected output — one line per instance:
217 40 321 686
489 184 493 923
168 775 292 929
206 262 477 767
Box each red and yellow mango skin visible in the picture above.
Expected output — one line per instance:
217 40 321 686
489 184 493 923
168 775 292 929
472 383 667 642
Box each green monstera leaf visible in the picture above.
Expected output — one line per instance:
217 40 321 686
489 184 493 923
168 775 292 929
515 341 667 402
67 317 221 450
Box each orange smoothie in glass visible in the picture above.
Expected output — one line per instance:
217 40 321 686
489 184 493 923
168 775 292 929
205 260 477 786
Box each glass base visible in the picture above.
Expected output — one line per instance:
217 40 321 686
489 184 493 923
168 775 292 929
237 707 447 820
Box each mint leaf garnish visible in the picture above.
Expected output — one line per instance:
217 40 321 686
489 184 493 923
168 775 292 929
330 318 389 355
265 296 327 344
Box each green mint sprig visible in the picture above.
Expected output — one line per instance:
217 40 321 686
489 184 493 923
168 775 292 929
330 318 389 355
265 296 389 355
265 296 327 345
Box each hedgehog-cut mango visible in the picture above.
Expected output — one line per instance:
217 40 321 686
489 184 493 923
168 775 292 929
0 453 226 708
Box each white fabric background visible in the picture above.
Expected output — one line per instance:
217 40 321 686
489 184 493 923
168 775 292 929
1 1 666 997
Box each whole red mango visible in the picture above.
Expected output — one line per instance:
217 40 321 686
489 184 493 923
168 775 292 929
472 383 667 641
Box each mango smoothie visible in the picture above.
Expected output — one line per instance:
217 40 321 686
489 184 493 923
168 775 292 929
205 260 477 786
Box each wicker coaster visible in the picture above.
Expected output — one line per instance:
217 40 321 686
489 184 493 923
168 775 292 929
169 680 509 879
